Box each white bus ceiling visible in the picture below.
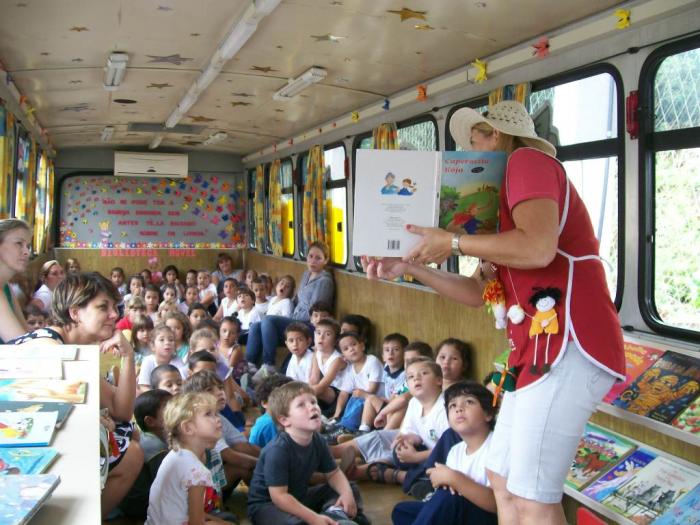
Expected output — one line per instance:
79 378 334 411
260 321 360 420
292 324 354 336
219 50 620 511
0 0 627 155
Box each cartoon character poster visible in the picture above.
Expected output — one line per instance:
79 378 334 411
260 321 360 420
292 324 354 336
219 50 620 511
58 172 246 249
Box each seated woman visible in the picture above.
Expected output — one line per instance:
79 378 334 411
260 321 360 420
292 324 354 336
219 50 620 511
0 219 32 342
245 241 334 372
13 272 143 519
29 259 65 312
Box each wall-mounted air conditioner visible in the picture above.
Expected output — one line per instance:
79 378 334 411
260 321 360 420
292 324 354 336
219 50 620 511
114 152 188 179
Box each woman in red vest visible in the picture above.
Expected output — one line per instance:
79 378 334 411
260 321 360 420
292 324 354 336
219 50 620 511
363 101 625 525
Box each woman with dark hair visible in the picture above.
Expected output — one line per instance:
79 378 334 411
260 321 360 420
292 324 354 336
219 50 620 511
363 101 625 525
13 272 143 519
245 241 335 372
0 218 32 342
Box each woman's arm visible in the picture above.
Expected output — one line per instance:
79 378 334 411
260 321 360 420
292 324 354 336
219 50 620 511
0 291 27 340
406 198 559 270
212 303 224 322
100 331 136 421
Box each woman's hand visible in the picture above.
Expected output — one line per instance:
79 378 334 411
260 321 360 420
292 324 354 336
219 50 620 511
360 256 409 281
99 330 134 359
404 225 453 265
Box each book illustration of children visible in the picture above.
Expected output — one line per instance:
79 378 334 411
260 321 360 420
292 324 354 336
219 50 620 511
397 178 417 196
380 172 399 195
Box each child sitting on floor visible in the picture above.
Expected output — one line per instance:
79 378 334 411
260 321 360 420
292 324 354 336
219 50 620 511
351 332 408 437
213 278 238 321
391 381 497 525
182 285 199 316
134 389 171 463
340 358 449 487
218 316 246 383
143 284 161 323
435 338 472 390
116 295 146 333
246 381 369 525
284 322 314 383
188 302 210 330
137 324 187 392
308 319 348 418
150 363 183 395
183 370 259 486
325 331 384 443
162 311 191 362
339 314 372 346
122 274 145 305
249 374 293 448
266 275 295 318
145 392 234 525
23 303 48 330
236 287 262 343
251 278 270 317
130 314 154 373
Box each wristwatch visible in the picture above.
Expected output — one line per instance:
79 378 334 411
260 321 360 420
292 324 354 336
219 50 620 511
451 232 463 256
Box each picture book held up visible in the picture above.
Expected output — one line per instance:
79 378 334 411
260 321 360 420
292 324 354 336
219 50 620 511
352 149 506 257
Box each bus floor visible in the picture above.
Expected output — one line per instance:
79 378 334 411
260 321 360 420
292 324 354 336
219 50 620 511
107 481 411 524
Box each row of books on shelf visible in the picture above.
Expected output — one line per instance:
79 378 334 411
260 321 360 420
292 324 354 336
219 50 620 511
566 422 699 525
601 337 699 435
0 345 88 524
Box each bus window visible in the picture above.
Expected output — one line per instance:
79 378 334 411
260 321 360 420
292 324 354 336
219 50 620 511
642 43 700 335
280 158 295 257
247 169 257 249
325 145 347 266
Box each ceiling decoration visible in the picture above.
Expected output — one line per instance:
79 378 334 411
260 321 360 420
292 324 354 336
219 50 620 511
0 0 629 154
386 8 427 22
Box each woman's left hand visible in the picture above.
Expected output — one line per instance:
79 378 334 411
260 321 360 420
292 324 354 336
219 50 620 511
404 225 453 265
99 330 134 359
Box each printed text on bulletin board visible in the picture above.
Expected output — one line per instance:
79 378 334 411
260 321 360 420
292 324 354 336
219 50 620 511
59 173 246 249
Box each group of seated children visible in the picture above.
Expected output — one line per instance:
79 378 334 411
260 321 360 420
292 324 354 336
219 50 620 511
101 259 500 525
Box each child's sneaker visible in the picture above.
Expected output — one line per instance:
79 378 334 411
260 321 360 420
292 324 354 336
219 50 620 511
322 505 357 525
323 425 349 445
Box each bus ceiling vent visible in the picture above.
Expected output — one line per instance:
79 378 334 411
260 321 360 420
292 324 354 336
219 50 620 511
114 152 188 179
104 52 129 91
273 67 327 101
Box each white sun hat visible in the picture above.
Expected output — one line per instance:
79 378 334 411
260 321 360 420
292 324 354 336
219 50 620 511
449 100 556 157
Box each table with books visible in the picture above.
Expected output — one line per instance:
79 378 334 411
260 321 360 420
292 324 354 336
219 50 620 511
0 344 100 524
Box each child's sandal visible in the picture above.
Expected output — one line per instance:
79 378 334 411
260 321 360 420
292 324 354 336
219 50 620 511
366 462 391 484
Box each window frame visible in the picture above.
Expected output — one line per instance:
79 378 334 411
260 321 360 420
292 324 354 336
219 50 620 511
246 168 256 249
351 114 440 273
323 141 349 268
638 35 700 342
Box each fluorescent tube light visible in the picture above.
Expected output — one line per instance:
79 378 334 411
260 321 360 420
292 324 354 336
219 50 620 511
104 52 129 91
101 126 114 142
273 67 327 101
202 131 228 146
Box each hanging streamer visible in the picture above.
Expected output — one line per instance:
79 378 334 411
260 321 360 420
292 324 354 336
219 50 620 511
416 85 427 101
615 9 631 29
351 111 360 122
471 59 488 83
532 37 550 58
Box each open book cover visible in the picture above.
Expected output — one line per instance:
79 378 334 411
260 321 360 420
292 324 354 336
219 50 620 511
653 482 700 525
601 456 700 524
353 149 441 257
0 358 63 380
582 448 656 502
603 340 665 404
352 149 506 257
0 379 87 404
565 423 636 490
0 447 59 475
0 474 60 525
0 401 74 429
612 351 700 423
439 151 506 235
0 411 58 447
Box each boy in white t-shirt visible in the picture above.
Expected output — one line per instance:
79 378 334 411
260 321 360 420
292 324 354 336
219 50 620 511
391 381 498 525
236 288 262 334
342 358 449 486
284 322 314 383
251 278 270 317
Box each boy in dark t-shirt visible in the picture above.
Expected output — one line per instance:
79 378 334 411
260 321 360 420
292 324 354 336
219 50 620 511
247 381 369 525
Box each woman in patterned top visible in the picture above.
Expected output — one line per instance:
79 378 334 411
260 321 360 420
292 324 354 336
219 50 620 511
0 219 32 343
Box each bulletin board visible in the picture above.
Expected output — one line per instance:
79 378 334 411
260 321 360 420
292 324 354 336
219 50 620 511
59 173 246 249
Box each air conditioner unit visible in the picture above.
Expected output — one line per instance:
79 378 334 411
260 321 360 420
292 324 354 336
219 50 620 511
114 152 188 179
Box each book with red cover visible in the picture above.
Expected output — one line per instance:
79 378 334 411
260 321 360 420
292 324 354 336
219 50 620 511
603 340 665 404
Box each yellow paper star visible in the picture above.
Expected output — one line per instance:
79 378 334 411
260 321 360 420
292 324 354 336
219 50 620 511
189 115 216 123
70 26 89 32
351 111 360 122
615 9 630 29
471 58 487 83
250 65 277 73
413 24 434 31
387 8 427 22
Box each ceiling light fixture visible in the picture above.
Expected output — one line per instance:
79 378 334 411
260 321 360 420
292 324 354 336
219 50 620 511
164 0 282 128
103 52 129 91
101 126 114 142
202 131 228 146
273 67 327 101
